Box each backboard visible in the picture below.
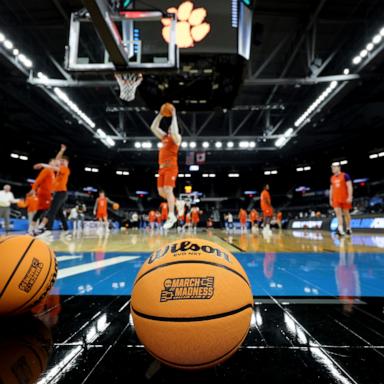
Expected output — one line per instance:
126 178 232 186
65 0 179 73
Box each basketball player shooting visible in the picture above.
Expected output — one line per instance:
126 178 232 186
150 103 181 230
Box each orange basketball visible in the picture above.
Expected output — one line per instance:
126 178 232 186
160 102 174 117
17 199 27 208
131 238 253 369
112 202 120 210
0 235 57 315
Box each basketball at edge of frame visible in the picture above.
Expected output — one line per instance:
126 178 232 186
112 203 120 210
160 103 175 117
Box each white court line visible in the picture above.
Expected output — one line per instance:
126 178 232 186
57 255 84 262
57 256 140 280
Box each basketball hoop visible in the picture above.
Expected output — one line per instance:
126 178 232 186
115 72 143 102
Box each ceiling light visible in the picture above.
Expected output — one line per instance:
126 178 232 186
3 40 13 50
372 34 382 44
202 141 210 148
181 142 188 148
134 142 141 148
352 56 362 65
275 137 287 148
189 142 196 148
343 68 350 75
366 42 374 51
215 141 222 148
227 141 234 148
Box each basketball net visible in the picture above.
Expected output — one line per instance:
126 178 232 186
115 73 143 102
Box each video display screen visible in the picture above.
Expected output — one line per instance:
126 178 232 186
130 0 239 54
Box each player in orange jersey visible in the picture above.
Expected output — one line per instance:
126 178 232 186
25 192 39 233
29 158 56 234
148 209 157 232
159 201 168 224
93 190 116 232
34 145 71 236
150 106 181 230
249 208 259 234
191 206 201 233
260 184 273 235
276 211 283 230
330 164 353 236
238 208 247 233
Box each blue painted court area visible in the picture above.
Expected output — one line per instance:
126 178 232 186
54 251 384 298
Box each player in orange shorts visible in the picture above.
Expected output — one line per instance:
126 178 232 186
238 208 247 233
150 106 181 229
25 192 39 233
29 158 56 234
249 208 259 234
93 190 114 232
148 209 156 232
330 164 353 236
191 206 201 233
276 211 283 230
160 201 168 224
260 184 273 235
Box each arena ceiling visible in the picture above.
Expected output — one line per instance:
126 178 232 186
1 0 384 177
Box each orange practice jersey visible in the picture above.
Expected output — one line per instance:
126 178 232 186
191 209 200 223
148 210 156 223
26 195 39 212
97 196 108 215
54 165 70 192
159 135 179 168
32 168 55 195
260 189 272 211
160 202 168 219
330 172 351 202
250 210 258 222
239 209 247 223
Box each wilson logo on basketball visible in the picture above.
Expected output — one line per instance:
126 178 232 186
160 276 214 302
161 1 211 48
148 240 231 264
19 258 44 293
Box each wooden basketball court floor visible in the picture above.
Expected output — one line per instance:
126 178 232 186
1 228 384 383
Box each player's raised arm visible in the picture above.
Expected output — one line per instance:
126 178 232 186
55 144 67 160
169 108 182 146
150 113 166 140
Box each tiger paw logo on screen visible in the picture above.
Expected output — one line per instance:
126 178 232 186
160 276 214 302
161 1 211 48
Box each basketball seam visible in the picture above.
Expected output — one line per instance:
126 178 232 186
0 238 35 299
131 303 253 322
8 246 56 314
144 326 249 368
134 260 250 288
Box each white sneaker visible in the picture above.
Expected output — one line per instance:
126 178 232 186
163 215 177 230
